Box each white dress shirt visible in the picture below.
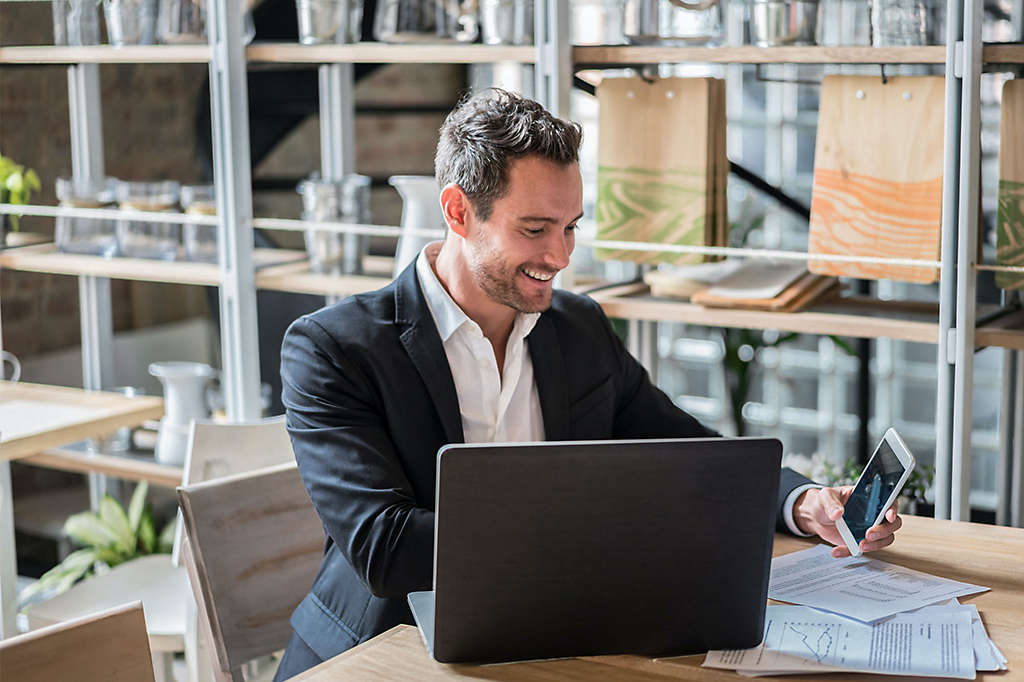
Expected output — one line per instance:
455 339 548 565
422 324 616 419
416 244 545 443
415 244 811 535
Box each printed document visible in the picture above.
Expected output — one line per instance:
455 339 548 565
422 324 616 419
769 544 988 622
702 605 977 679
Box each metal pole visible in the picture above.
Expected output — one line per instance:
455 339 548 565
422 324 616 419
209 0 261 421
69 64 115 508
997 348 1015 525
533 0 570 118
0 461 16 638
933 0 964 521
950 0 983 521
319 63 359 284
1013 350 1024 527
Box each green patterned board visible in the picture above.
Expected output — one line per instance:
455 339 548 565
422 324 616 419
997 179 1024 290
595 165 708 265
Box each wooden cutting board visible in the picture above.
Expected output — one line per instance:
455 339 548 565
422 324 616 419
997 78 1024 290
596 77 725 265
692 272 838 312
808 75 945 283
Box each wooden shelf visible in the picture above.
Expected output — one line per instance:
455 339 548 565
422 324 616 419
983 43 1024 65
0 243 306 285
255 258 393 296
246 42 536 64
22 446 183 488
0 45 211 64
573 45 948 65
588 283 1024 349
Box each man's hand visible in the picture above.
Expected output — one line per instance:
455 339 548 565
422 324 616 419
793 486 902 558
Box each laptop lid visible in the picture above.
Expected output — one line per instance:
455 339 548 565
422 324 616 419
428 437 782 664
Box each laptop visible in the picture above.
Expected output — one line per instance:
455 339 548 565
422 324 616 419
408 437 782 664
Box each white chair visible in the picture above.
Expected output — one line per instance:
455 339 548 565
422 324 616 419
24 416 296 682
0 601 155 682
177 462 324 682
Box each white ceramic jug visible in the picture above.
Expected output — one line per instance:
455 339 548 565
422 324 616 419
390 175 443 277
149 361 216 465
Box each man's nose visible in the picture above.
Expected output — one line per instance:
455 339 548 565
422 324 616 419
544 230 573 270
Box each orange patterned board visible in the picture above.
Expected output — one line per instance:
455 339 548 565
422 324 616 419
809 75 945 283
996 79 1024 290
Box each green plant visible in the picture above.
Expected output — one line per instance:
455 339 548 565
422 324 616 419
19 482 174 604
0 153 41 231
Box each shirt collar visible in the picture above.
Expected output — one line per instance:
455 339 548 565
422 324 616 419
415 243 541 343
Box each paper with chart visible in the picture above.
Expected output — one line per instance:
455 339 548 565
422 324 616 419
769 544 989 622
702 605 977 679
905 601 1007 672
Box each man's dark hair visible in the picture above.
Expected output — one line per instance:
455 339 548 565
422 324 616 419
434 88 583 222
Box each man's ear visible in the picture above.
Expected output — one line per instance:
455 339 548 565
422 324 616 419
440 183 470 238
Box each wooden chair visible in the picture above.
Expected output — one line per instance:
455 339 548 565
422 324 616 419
25 416 295 681
0 601 155 682
177 462 324 682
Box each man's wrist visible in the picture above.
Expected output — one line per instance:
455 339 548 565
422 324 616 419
785 484 822 537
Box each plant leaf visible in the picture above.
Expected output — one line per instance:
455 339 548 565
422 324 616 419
157 518 176 554
128 481 149 534
18 549 97 603
25 168 41 192
64 511 120 548
138 510 156 554
99 494 134 552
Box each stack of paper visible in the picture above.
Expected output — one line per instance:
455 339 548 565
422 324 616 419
699 545 1005 679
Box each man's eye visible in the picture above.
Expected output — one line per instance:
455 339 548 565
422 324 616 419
566 224 579 232
526 228 544 235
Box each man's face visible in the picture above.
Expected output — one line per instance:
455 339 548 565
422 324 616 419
464 156 583 314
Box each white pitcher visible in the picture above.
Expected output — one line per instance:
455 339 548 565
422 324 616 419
149 361 216 465
390 175 443 277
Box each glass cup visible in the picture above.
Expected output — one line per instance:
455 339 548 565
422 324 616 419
52 0 102 45
297 175 371 275
181 184 218 263
871 0 928 45
480 0 533 45
296 0 363 44
115 180 181 260
104 0 159 46
55 176 119 257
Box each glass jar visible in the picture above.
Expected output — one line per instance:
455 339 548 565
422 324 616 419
55 176 118 256
480 0 534 46
623 0 723 46
374 0 478 43
181 184 218 263
52 0 102 45
157 0 256 45
115 180 181 260
296 0 363 44
103 0 159 46
297 175 372 275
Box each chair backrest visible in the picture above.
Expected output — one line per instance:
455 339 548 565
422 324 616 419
172 415 295 564
0 601 154 682
177 462 324 680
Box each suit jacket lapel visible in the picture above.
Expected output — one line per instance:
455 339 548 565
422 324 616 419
394 263 464 445
528 314 570 441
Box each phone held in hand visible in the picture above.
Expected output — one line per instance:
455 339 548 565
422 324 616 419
835 428 916 557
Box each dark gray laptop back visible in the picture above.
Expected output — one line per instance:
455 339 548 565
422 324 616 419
430 437 782 663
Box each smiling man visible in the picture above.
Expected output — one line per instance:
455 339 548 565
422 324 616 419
275 89 901 679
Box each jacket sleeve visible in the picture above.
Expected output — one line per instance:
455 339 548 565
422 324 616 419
281 315 434 599
587 297 816 531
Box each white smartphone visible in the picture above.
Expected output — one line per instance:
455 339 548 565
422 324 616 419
835 428 916 557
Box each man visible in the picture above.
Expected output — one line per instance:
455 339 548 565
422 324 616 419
275 89 901 679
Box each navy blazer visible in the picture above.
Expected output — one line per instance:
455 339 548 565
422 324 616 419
280 262 813 661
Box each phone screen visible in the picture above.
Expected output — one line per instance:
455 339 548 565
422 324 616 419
841 440 906 545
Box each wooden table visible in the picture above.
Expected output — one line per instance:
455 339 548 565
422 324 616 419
294 515 1024 681
0 381 164 639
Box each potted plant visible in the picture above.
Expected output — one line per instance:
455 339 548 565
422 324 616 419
18 481 174 608
0 153 42 247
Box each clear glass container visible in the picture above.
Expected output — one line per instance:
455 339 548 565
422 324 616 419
571 0 627 45
55 176 118 257
297 175 372 275
181 184 218 263
115 180 181 260
480 0 534 45
296 0 363 44
157 0 256 45
871 0 928 45
52 0 102 45
817 0 871 45
104 0 159 46
623 0 723 46
374 0 478 43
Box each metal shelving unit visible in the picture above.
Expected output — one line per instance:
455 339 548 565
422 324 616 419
2 0 1024 638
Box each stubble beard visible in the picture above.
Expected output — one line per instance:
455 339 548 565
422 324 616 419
469 239 553 314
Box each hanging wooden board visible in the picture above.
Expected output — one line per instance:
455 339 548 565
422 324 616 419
808 75 945 283
996 78 1024 290
596 77 724 265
